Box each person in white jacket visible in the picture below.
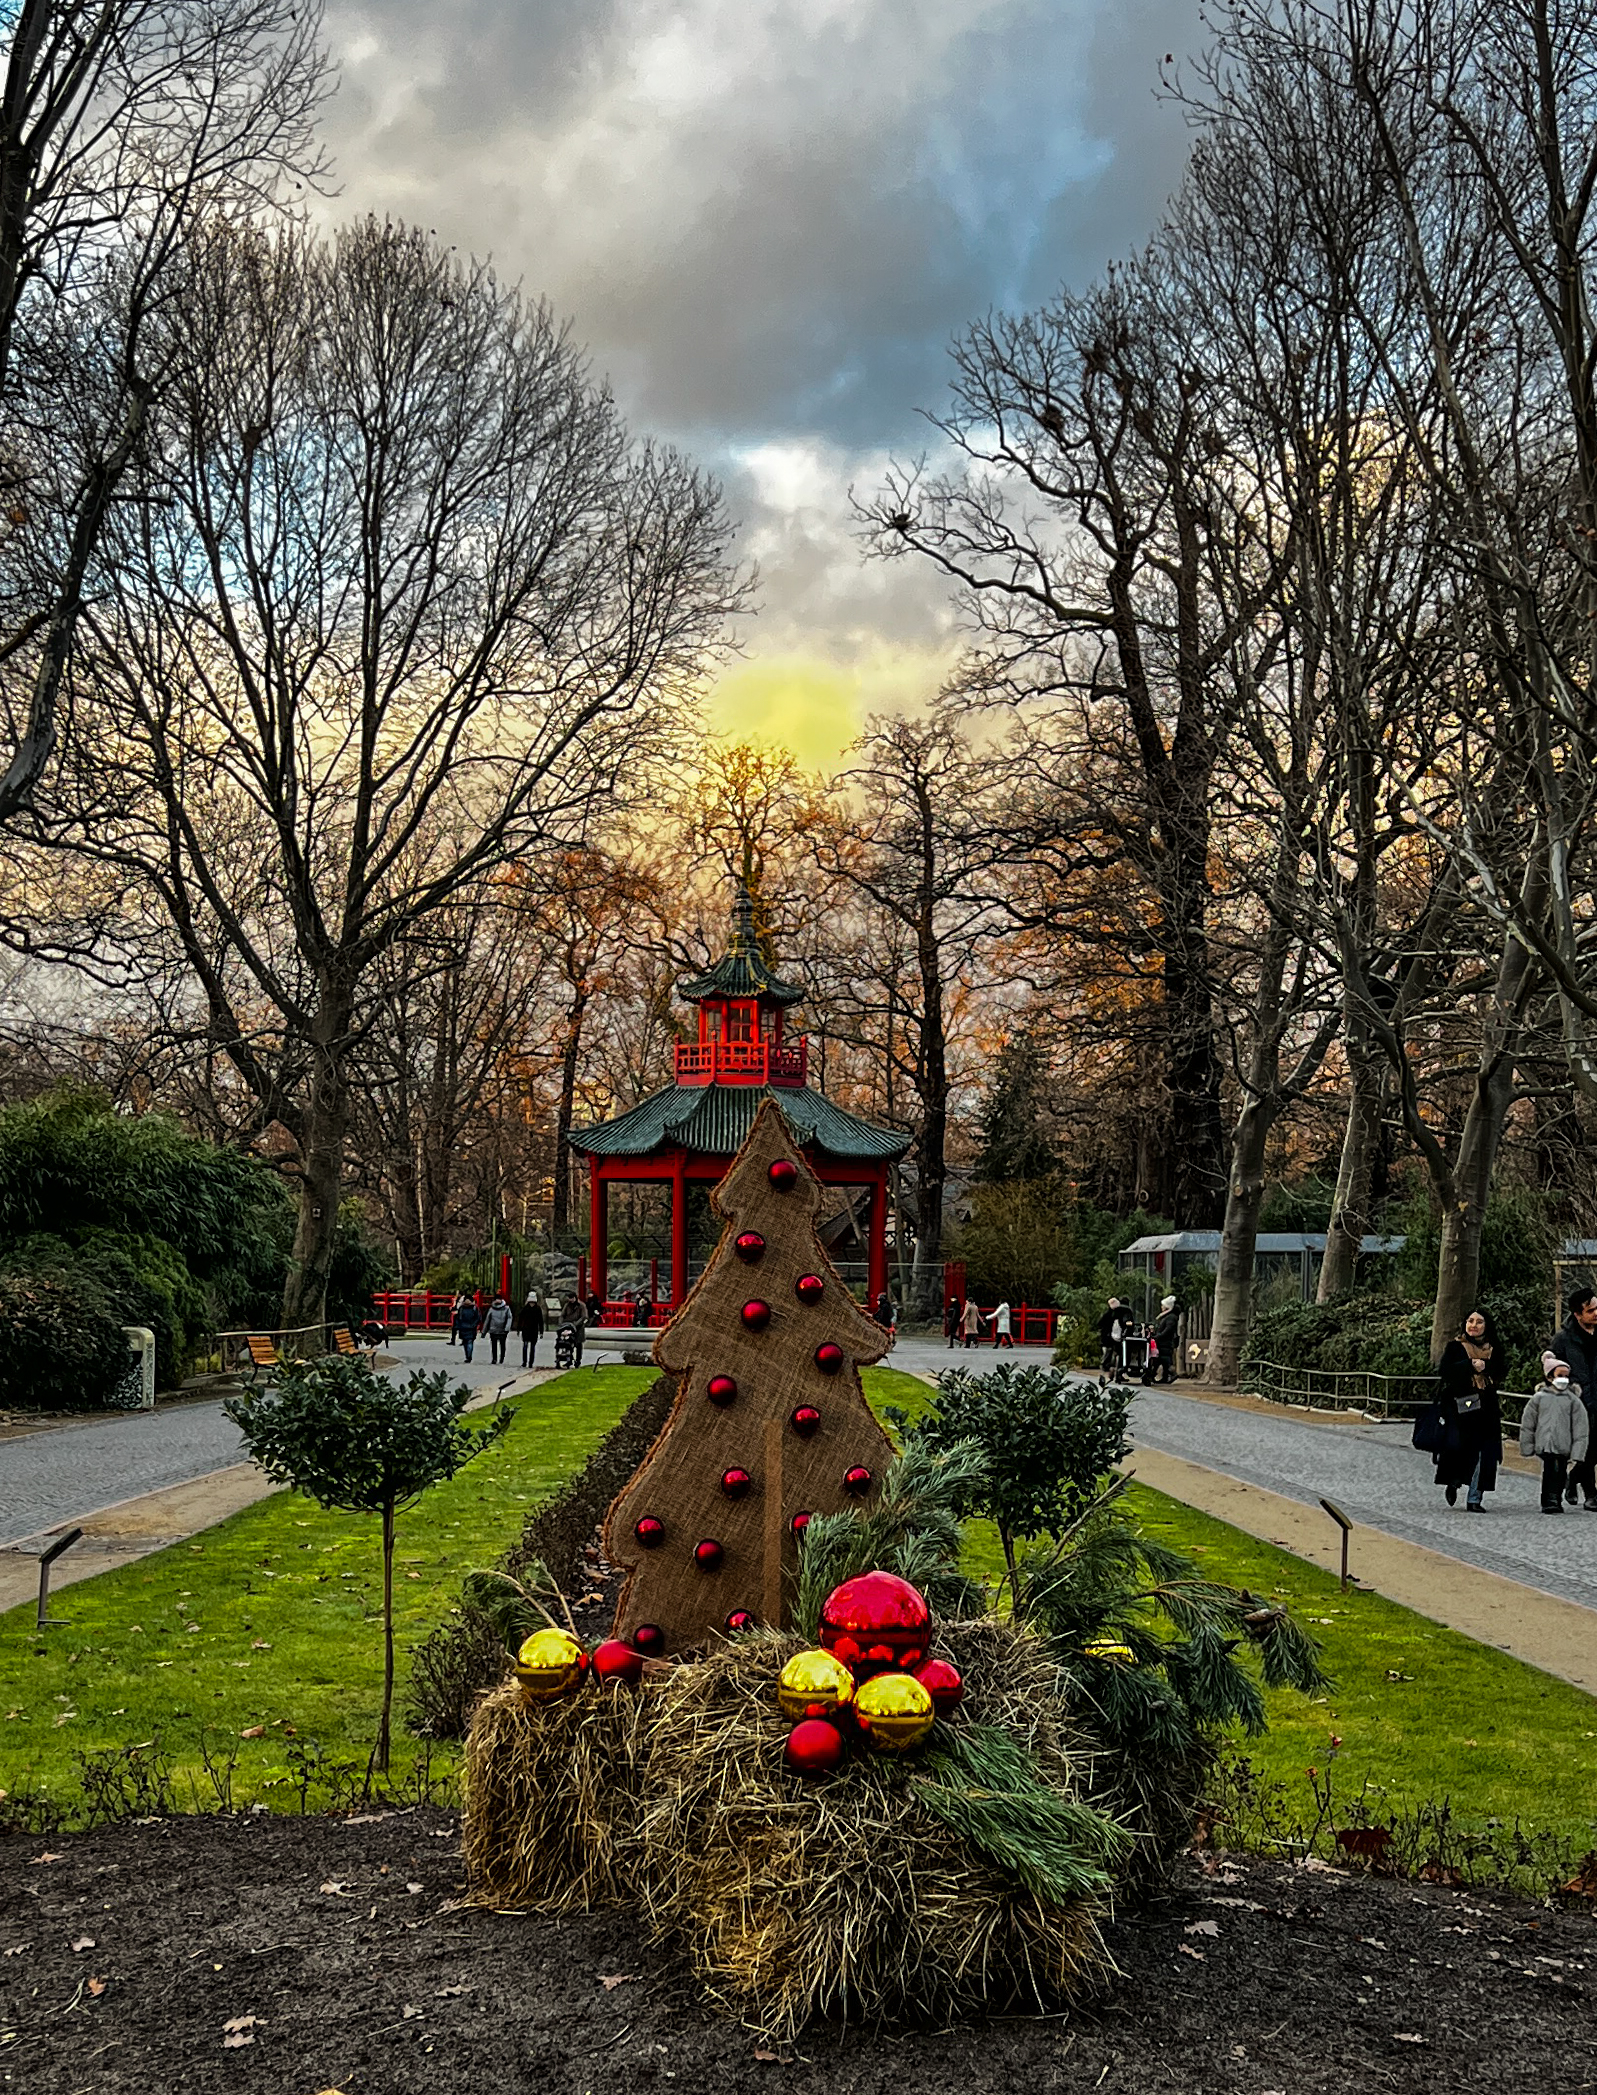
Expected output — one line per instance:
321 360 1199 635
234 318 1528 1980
1524 1358 1592 1513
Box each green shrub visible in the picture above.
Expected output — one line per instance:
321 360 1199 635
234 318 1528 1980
889 1363 1133 1581
1243 1291 1543 1390
0 1267 131 1411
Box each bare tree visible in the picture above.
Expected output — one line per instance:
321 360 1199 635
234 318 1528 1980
0 0 329 820
861 256 1295 1226
812 713 1009 1315
37 217 739 1325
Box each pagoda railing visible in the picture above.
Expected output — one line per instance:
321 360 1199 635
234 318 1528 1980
674 1037 807 1087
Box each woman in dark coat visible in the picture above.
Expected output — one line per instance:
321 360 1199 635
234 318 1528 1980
1434 1307 1504 1511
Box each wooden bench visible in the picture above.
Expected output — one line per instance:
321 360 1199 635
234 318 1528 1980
243 1333 280 1380
332 1327 360 1357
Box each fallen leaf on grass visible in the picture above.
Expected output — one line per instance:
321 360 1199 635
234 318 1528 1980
222 2014 263 2048
3 1946 29 1957
405 1570 421 1579
403 2005 423 2019
754 2051 781 2062
251 1639 271 1650
86 1978 105 1997
1177 1944 1205 1961
598 1974 638 1990
319 1881 350 1896
1391 2033 1426 2045
1184 1920 1220 1937
239 1726 265 1739
70 1936 95 1953
406 1882 423 1894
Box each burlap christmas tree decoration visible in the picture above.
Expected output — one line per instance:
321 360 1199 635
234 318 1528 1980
603 1099 894 1654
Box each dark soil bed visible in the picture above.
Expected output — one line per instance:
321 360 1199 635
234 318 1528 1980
4 1811 1593 2093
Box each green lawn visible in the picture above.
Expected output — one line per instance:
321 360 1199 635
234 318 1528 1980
0 1367 658 1821
1123 1484 1597 1852
4 1359 1594 1855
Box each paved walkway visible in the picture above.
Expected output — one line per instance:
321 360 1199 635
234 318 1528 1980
0 1336 550 1553
888 1334 1597 1615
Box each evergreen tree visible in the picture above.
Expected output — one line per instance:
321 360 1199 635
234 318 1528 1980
974 1028 1060 1183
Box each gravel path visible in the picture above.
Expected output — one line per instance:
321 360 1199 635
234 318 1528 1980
0 1337 544 1550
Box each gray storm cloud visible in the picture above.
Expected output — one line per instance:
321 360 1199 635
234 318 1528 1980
319 0 1202 698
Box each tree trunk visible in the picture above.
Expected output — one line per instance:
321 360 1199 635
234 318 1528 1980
1317 1020 1386 1301
1157 810 1226 1227
281 1030 349 1333
376 1497 395 1776
551 984 589 1240
1430 1054 1517 1359
1207 1093 1273 1388
910 920 948 1321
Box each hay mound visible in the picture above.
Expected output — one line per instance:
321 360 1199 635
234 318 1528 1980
462 1617 1118 2035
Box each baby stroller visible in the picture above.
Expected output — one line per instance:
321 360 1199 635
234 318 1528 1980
554 1314 583 1369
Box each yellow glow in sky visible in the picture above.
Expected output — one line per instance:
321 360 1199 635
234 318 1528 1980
706 645 955 769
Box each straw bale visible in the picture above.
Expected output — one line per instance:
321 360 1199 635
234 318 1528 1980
461 1614 1114 2033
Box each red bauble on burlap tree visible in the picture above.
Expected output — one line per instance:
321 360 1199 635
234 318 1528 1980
604 1099 893 1655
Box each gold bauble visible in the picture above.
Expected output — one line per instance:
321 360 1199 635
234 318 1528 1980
852 1669 935 1754
514 1626 587 1701
777 1647 856 1723
1082 1636 1136 1665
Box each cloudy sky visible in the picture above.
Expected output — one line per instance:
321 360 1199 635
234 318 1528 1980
319 0 1202 762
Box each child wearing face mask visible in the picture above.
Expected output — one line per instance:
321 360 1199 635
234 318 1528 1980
1524 1358 1592 1514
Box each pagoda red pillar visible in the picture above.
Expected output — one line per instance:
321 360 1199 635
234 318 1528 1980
866 1171 888 1308
671 1151 688 1307
589 1163 607 1302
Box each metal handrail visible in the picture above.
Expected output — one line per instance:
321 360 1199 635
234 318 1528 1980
1241 1358 1531 1426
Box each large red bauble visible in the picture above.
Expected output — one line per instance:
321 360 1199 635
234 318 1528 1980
795 1273 825 1304
591 1638 645 1685
819 1571 932 1677
634 1515 665 1548
734 1231 766 1263
784 1717 845 1774
790 1510 812 1537
725 1608 757 1633
914 1656 964 1715
790 1404 821 1438
814 1342 844 1374
706 1374 738 1407
632 1623 666 1656
741 1299 772 1332
842 1465 873 1497
768 1158 799 1191
694 1538 725 1570
721 1466 752 1499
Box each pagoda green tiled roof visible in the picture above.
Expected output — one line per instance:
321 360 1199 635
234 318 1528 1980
569 1083 909 1161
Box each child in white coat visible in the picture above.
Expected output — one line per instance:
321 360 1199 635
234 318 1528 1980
1524 1359 1592 1513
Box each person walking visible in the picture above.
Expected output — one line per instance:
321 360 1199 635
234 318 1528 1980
1521 1359 1590 1513
484 1293 513 1365
943 1295 961 1348
1145 1294 1181 1385
585 1287 603 1328
455 1291 482 1364
449 1289 469 1348
1434 1307 1504 1511
988 1299 1013 1348
516 1290 543 1367
1545 1287 1597 1509
1097 1297 1128 1377
960 1297 982 1349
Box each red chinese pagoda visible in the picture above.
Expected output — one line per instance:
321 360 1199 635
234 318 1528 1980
569 888 908 1314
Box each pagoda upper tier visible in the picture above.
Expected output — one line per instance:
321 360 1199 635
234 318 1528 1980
570 885 908 1165
674 884 806 1090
